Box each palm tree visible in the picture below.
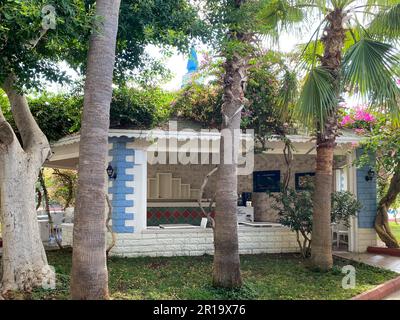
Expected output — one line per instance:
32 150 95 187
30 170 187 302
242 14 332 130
209 0 305 288
71 0 121 299
294 0 400 269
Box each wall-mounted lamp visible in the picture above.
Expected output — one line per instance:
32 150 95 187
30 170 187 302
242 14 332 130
365 168 375 182
106 164 117 179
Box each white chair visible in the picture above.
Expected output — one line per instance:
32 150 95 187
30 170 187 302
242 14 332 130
200 218 208 229
331 222 349 249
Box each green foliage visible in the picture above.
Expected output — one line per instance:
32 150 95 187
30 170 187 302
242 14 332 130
295 66 337 130
172 51 294 147
1 86 173 142
293 1 400 134
206 282 258 299
0 0 93 89
272 187 361 256
203 0 307 50
44 169 77 208
273 187 313 235
1 91 82 141
369 3 400 41
342 39 400 119
172 83 223 128
389 221 400 241
354 114 400 205
110 87 175 129
18 250 397 300
331 191 363 228
0 0 208 90
113 0 209 84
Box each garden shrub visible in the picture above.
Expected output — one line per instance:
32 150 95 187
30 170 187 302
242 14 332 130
272 188 362 258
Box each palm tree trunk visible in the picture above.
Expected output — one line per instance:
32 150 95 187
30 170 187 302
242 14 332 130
213 27 250 287
375 165 400 248
311 142 334 269
311 9 346 270
70 0 121 300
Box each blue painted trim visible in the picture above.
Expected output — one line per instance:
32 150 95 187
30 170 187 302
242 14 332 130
112 225 134 233
108 186 134 194
356 149 377 228
107 138 135 234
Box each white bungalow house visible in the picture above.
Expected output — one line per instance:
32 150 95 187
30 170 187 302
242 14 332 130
45 123 379 257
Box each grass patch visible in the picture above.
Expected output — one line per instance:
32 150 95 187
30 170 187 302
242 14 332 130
389 221 400 242
4 249 397 300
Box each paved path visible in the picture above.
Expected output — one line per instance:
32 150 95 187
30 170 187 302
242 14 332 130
334 251 400 273
384 290 400 300
334 251 400 300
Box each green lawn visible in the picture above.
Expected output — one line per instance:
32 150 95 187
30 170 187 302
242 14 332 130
6 249 395 300
389 221 400 241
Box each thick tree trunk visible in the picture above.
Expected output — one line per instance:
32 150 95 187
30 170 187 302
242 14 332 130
375 167 400 248
310 9 346 270
70 0 121 300
311 143 334 269
0 76 54 292
213 30 250 287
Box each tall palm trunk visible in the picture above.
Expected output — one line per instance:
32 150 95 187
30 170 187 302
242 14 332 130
71 0 121 300
311 9 346 270
375 165 400 248
213 18 250 286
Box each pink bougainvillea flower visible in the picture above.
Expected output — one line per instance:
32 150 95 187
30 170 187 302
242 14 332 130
341 115 355 126
354 108 376 123
354 128 366 135
396 79 400 85
351 141 359 148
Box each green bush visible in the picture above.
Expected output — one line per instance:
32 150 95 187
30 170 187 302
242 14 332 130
110 87 174 129
1 86 175 142
331 191 363 228
272 189 362 257
1 91 82 142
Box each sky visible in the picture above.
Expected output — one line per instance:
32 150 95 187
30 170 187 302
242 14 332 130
50 31 303 93
160 32 301 91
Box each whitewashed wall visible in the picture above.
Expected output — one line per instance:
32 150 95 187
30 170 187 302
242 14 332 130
61 224 300 257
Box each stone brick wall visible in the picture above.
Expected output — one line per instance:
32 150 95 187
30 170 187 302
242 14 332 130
61 223 73 246
148 154 317 222
356 228 378 252
61 223 300 257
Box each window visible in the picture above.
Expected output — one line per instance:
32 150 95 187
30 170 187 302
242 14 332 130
253 170 281 192
295 172 315 191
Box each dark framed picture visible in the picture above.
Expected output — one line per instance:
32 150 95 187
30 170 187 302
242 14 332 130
253 170 281 192
295 172 315 190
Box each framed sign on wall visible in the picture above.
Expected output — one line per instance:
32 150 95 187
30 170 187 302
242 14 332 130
253 170 281 192
295 172 315 191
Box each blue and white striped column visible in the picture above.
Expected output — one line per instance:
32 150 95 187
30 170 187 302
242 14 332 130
354 148 378 251
108 137 135 233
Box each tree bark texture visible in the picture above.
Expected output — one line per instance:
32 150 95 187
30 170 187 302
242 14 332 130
213 9 250 286
70 0 121 300
0 75 54 292
311 9 346 270
375 166 400 248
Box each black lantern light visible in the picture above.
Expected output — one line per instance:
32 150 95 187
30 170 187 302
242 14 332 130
365 168 375 182
106 164 117 179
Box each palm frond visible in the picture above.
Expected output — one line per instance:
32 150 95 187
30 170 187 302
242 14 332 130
368 3 400 40
295 66 338 130
295 24 361 72
277 69 298 120
342 38 400 118
256 0 311 40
